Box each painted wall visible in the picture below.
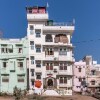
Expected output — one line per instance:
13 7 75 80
0 37 28 93
73 61 86 92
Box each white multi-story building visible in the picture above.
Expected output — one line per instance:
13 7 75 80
26 6 75 95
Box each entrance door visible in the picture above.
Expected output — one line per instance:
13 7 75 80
48 79 53 86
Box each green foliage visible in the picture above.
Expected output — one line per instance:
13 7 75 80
0 92 9 96
13 86 22 100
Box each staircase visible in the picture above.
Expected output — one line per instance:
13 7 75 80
42 89 59 96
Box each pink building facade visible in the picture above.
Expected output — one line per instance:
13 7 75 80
83 56 100 93
73 61 86 92
86 64 100 93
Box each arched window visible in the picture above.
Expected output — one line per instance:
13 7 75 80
45 34 53 42
55 34 68 43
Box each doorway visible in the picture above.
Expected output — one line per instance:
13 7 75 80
48 79 53 86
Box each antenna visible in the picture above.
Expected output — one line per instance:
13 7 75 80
46 2 49 8
73 18 75 25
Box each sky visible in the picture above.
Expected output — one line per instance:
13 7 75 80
0 0 100 63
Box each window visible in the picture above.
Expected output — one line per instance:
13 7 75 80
50 66 53 70
91 81 95 85
59 77 63 84
83 77 86 81
18 48 22 53
1 48 5 53
64 77 67 83
8 49 13 53
2 74 9 82
30 25 34 30
36 75 41 79
59 77 68 84
91 70 96 75
36 61 41 67
3 62 7 68
17 75 24 82
46 63 53 70
35 29 41 37
18 62 23 67
30 41 34 50
31 69 34 76
36 73 41 79
76 86 80 88
79 77 82 82
45 34 53 42
64 66 67 70
36 47 41 53
59 63 67 70
7 45 13 53
46 66 49 70
78 68 81 72
18 78 24 82
30 25 34 34
30 56 34 64
1 48 8 53
2 78 9 82
59 48 67 55
30 41 34 45
36 33 41 37
45 48 54 55
59 66 63 70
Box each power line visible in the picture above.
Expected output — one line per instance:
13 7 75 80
72 38 100 44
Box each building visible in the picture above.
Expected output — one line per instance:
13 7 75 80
86 61 100 93
0 37 28 93
73 61 86 93
83 56 100 93
26 6 75 95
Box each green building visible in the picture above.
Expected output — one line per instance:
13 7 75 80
0 37 28 93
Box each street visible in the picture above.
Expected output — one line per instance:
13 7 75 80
0 94 98 100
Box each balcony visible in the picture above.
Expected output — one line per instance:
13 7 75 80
88 83 100 87
87 75 100 78
59 84 72 87
27 13 48 21
43 22 74 33
43 56 74 62
58 70 72 76
43 42 73 47
45 55 54 61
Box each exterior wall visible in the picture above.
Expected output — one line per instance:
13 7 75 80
87 66 100 93
26 6 75 95
83 56 100 93
73 61 86 92
0 37 28 93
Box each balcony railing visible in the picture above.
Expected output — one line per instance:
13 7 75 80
59 84 72 87
46 22 74 26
